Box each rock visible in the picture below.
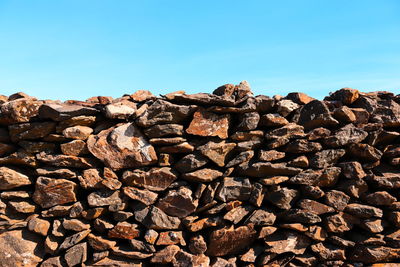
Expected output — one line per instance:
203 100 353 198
108 222 140 239
104 101 136 119
189 235 207 255
39 103 99 121
333 106 356 122
143 124 184 138
0 166 31 190
182 168 223 183
349 245 400 263
134 205 181 230
324 212 358 233
258 149 285 161
123 186 158 205
265 231 311 254
0 230 44 266
157 187 197 218
62 125 93 140
360 218 384 233
297 100 339 129
307 127 331 141
324 190 350 211
149 137 186 145
122 167 177 191
226 150 254 168
215 177 252 202
316 167 341 187
298 199 334 215
310 242 346 261
265 123 305 139
36 167 77 178
289 169 322 185
213 83 235 98
87 190 121 207
348 143 382 162
280 209 322 224
56 115 97 133
59 230 91 250
224 205 254 224
259 113 288 127
345 203 383 218
365 191 397 206
87 122 158 169
60 140 88 156
236 112 260 131
244 209 276 226
207 224 257 256
8 200 37 213
238 161 302 177
157 141 195 153
284 139 322 153
64 242 87 267
286 92 315 104
41 256 63 267
0 98 43 125
150 245 180 264
63 219 91 232
276 99 300 117
33 177 77 208
197 141 236 167
36 153 97 168
137 99 196 127
339 161 366 179
27 215 50 236
309 149 346 169
328 88 359 104
324 124 368 147
130 90 156 102
8 121 56 142
266 186 299 210
156 231 185 246
186 109 230 139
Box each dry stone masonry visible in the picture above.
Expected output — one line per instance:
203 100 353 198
1 82 400 266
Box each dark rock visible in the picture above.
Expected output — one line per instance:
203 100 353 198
309 149 346 169
39 103 99 121
297 100 339 129
33 177 77 208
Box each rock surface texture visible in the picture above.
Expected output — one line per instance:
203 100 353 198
0 83 400 266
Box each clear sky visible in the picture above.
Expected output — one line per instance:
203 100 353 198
0 0 399 101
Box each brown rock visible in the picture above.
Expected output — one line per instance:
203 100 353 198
258 149 285 161
143 124 184 138
134 205 181 230
60 140 88 156
260 175 289 185
223 205 254 224
197 140 236 167
284 139 322 153
316 167 341 187
289 169 323 185
259 113 288 127
39 103 99 121
311 242 346 260
150 245 180 264
360 218 384 233
244 209 276 226
65 242 87 267
324 190 350 211
87 122 158 170
297 100 339 129
286 92 315 104
324 212 358 233
63 219 91 232
306 225 327 241
123 186 158 205
349 245 400 263
63 125 93 140
236 112 260 131
56 115 96 133
0 230 44 266
104 101 137 119
207 224 257 256
276 99 300 117
186 109 230 139
182 168 223 183
8 200 37 213
226 150 254 167
189 234 207 255
345 203 383 218
33 177 77 208
265 231 311 254
348 143 382 162
59 230 91 250
329 87 359 104
288 155 309 168
339 161 366 179
266 186 299 210
365 191 397 206
157 187 197 218
87 190 121 207
122 167 177 191
307 127 331 141
215 177 252 202
0 166 31 190
108 222 140 239
309 149 346 169
87 234 116 251
130 89 156 102
137 99 196 127
36 153 97 168
280 209 322 224
27 215 50 236
298 199 335 215
174 153 208 173
8 121 56 142
238 161 302 177
156 231 186 246
333 105 356 122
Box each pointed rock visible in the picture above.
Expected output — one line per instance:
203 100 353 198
197 141 236 167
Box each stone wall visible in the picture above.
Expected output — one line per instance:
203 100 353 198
0 82 400 266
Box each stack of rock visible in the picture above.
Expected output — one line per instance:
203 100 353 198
1 82 400 266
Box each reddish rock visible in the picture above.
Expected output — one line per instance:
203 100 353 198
365 191 397 206
265 231 311 254
345 203 383 218
286 92 315 104
307 127 331 141
259 149 285 161
143 124 184 138
123 186 158 205
297 199 335 215
150 245 180 264
324 190 350 211
0 98 43 125
87 122 158 170
324 212 359 233
156 231 186 246
122 167 177 191
329 87 359 104
33 177 77 208
39 103 99 121
186 109 230 139
104 101 137 119
0 166 31 190
266 186 299 210
108 222 140 240
27 215 50 236
284 139 322 153
339 161 366 179
206 224 257 256
297 100 339 129
65 242 87 267
348 143 382 162
310 149 346 169
157 187 197 218
36 152 97 168
182 168 223 183
9 121 56 142
134 205 181 230
311 242 346 261
60 139 88 156
197 141 236 167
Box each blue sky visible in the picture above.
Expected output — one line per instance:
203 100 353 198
0 0 399 100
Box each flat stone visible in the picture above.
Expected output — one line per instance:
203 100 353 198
62 125 93 140
130 90 156 102
149 137 186 145
307 127 331 141
348 143 382 162
339 161 366 179
157 142 194 153
182 168 223 183
324 124 368 147
143 124 184 138
8 200 37 213
276 99 300 117
349 245 400 263
280 209 322 224
265 231 311 254
324 212 359 233
197 141 236 167
311 242 346 261
104 101 136 119
122 167 177 191
215 177 252 202
244 209 276 226
36 167 77 178
265 123 305 140
87 122 158 170
324 190 350 211
328 88 359 104
298 199 335 215
360 218 384 233
0 190 31 199
65 242 87 267
150 245 180 264
309 149 346 169
223 205 254 224
87 190 121 207
136 99 196 127
297 100 339 129
18 141 55 154
156 231 186 246
365 191 397 206
33 177 77 208
157 187 197 218
0 230 44 266
345 203 383 218
0 98 43 125
259 149 285 161
186 109 230 139
0 151 38 167
108 222 140 239
8 121 56 142
166 92 236 106
59 230 91 250
56 115 96 133
207 224 257 256
27 215 50 236
0 166 31 190
39 103 99 121
63 219 91 232
238 161 302 177
134 205 181 230
286 92 315 104
289 169 323 185
123 186 158 205
333 106 356 122
259 113 288 127
36 152 97 168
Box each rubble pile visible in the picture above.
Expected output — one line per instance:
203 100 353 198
1 82 400 266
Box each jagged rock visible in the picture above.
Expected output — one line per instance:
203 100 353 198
345 203 383 218
207 224 257 256
134 205 181 230
365 191 397 206
36 152 97 168
280 209 322 224
324 190 350 211
27 215 50 236
215 177 252 202
65 242 87 267
60 139 88 156
226 150 254 167
150 245 180 264
286 92 315 104
324 124 368 147
87 190 121 207
284 139 322 153
143 124 184 138
266 186 299 210
333 106 356 122
39 103 99 121
59 229 91 250
122 167 177 191
339 161 366 179
307 127 331 141
197 141 236 167
324 212 358 233
236 112 260 131
0 166 31 190
182 168 223 183
348 143 382 162
9 121 56 142
108 222 140 239
328 88 359 104
265 231 311 254
157 187 197 218
276 99 300 117
258 149 285 161
289 169 323 185
105 101 137 119
259 113 288 127
137 99 196 127
156 231 185 246
311 242 346 261
297 100 339 129
123 186 158 205
298 199 334 215
309 149 346 169
238 161 302 177
62 125 93 140
265 123 304 139
33 177 77 208
63 219 90 232
244 209 276 226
